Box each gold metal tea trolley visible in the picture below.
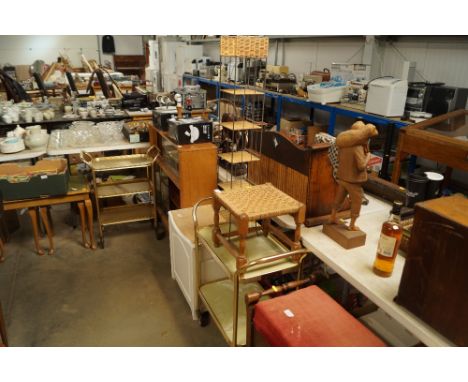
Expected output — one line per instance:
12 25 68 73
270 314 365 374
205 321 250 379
193 183 308 346
81 146 158 247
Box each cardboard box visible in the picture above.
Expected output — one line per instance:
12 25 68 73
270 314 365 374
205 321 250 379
168 118 213 144
306 125 328 147
267 65 289 74
280 117 310 134
0 159 69 201
122 122 150 143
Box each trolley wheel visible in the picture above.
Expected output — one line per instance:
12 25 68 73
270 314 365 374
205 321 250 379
199 311 210 327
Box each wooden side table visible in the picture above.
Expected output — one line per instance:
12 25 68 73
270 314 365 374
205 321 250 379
212 183 305 269
3 175 96 257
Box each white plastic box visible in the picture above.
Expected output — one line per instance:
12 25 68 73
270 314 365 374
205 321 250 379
307 85 346 104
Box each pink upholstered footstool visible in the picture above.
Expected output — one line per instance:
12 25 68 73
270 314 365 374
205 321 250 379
253 285 385 347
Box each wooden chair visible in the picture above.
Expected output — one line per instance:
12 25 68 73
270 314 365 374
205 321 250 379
0 69 31 102
32 72 69 101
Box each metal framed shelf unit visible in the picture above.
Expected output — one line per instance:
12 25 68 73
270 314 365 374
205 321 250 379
193 196 309 346
81 146 158 248
214 36 270 191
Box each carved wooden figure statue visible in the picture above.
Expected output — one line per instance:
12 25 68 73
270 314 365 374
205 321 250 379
329 121 378 231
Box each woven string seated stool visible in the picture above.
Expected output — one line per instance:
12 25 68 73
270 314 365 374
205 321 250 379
251 285 385 347
212 183 306 269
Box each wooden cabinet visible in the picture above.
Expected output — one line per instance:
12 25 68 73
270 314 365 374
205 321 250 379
113 55 146 79
248 131 343 226
154 128 217 230
395 195 468 346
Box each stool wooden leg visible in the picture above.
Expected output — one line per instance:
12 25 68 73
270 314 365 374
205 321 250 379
39 207 54 255
262 218 271 237
46 206 54 236
77 202 89 248
292 205 306 251
84 199 96 250
237 213 249 269
28 208 45 256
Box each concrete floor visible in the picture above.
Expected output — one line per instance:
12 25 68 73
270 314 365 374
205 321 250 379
0 205 226 346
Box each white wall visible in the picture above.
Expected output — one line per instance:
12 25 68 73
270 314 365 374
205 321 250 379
380 36 468 87
202 36 366 78
202 36 468 87
0 35 145 68
271 37 365 77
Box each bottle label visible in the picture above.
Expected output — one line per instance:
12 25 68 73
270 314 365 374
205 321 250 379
377 233 397 258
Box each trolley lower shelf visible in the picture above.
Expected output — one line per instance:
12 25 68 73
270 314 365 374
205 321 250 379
96 180 152 198
199 279 266 346
198 225 298 280
100 203 155 226
88 154 153 171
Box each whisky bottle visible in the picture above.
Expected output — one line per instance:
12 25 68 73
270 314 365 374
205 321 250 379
373 201 403 277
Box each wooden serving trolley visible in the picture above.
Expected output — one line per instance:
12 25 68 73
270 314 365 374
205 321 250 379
81 146 158 248
193 183 309 346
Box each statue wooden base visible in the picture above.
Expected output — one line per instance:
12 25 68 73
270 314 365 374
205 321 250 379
322 223 366 249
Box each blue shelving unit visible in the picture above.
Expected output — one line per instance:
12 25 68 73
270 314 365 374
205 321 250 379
182 74 411 180
183 74 409 134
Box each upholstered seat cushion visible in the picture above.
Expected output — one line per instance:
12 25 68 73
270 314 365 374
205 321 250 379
253 285 385 347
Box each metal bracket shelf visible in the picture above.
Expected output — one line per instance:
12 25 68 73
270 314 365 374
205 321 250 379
183 74 410 134
183 74 410 180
